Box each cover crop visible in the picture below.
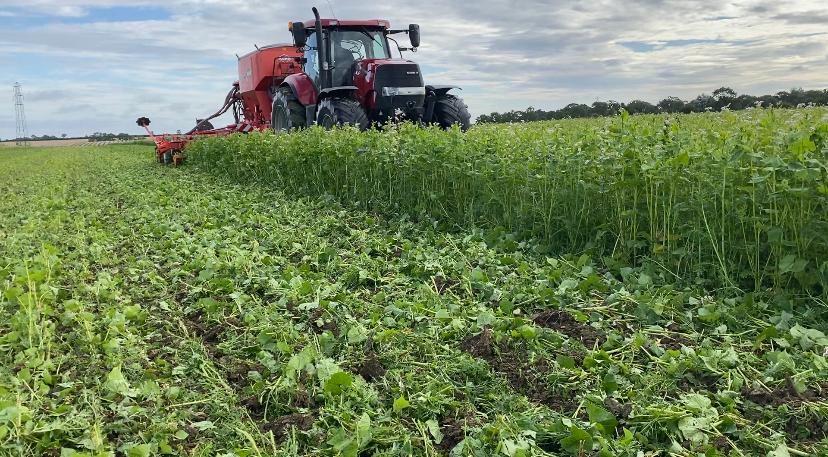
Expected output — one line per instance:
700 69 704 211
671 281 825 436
0 139 826 456
188 109 828 298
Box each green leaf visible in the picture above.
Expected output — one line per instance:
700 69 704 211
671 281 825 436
192 421 215 431
678 416 710 445
560 425 593 454
126 444 151 457
346 324 368 344
324 371 353 395
470 268 488 283
356 412 373 447
393 396 410 413
556 354 576 369
778 254 807 274
767 443 791 457
104 365 131 396
601 373 618 394
681 393 711 412
426 419 443 444
327 428 356 455
586 402 617 434
557 278 578 294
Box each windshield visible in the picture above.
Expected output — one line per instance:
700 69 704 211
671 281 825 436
331 29 390 63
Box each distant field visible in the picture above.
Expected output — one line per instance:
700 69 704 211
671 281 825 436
0 137 149 148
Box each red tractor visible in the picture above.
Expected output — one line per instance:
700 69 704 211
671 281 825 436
272 7 470 131
138 7 469 164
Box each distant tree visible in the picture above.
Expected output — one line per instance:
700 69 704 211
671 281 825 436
558 103 592 118
474 86 828 124
731 94 757 110
712 87 737 110
712 87 737 101
687 94 715 112
591 101 613 117
657 96 686 112
625 100 658 115
61 133 67 138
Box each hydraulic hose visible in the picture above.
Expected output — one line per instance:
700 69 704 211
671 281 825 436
186 85 240 135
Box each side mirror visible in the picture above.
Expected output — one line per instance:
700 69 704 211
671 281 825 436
408 24 420 48
291 22 307 48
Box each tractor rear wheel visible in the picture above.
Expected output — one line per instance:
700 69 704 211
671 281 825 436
316 97 369 130
272 88 305 132
433 94 471 131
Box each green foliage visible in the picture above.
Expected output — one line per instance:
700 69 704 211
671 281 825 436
189 108 828 299
1 141 826 456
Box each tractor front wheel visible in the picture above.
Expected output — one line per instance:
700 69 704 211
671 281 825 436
272 88 306 132
433 94 471 131
316 97 369 130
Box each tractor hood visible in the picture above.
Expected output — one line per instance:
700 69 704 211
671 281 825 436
352 58 426 122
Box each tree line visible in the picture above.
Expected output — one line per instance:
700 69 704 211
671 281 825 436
3 132 138 142
476 87 828 123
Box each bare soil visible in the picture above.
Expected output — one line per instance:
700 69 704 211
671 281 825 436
461 329 577 412
532 309 605 347
357 351 386 382
261 413 315 439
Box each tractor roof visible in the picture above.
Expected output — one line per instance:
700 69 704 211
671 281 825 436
300 18 390 29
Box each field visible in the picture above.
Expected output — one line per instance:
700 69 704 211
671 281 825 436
0 138 150 148
1 110 827 456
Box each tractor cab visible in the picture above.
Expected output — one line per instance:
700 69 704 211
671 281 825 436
271 7 470 131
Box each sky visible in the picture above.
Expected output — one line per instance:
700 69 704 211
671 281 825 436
0 0 827 138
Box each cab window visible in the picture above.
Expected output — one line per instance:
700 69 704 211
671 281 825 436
304 31 320 88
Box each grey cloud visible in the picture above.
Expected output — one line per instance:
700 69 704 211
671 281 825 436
773 12 828 25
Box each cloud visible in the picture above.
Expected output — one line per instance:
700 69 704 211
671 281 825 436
0 0 827 138
773 12 828 25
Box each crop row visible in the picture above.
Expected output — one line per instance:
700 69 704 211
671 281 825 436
188 108 828 299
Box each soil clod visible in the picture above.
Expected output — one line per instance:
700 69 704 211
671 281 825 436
261 413 314 439
533 309 605 347
358 351 386 381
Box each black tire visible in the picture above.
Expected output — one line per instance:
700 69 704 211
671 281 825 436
271 88 306 132
316 97 369 130
433 94 471 131
193 120 214 132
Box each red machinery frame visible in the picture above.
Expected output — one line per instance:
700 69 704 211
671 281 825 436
137 44 301 165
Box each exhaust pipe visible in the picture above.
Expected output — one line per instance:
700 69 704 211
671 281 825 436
313 7 331 89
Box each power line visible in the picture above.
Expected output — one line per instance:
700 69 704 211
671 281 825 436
13 82 28 147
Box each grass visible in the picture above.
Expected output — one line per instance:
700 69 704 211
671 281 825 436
0 121 827 456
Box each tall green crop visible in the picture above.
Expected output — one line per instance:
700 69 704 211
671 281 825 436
187 108 828 297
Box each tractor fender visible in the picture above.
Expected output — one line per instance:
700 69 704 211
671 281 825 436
426 85 461 96
282 73 318 106
319 86 359 98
